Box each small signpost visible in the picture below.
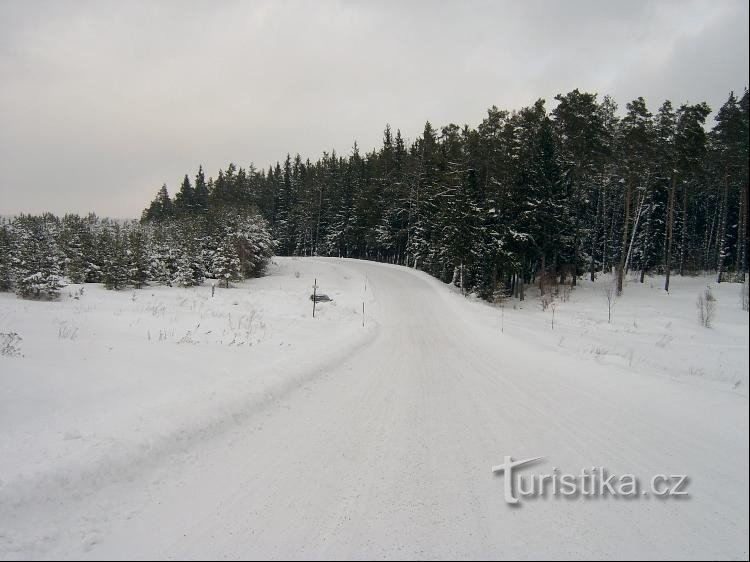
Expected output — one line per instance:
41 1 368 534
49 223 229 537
310 278 333 318
312 278 317 318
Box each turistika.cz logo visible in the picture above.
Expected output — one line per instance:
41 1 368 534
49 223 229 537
492 456 689 505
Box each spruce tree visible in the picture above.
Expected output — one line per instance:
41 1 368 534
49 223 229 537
172 226 205 287
194 166 209 213
213 236 242 288
0 222 14 291
173 175 195 217
11 216 65 299
99 222 128 290
59 214 93 284
617 97 655 294
126 224 151 289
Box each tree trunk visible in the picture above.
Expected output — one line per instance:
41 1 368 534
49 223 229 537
540 255 546 293
617 177 632 295
736 178 747 279
717 169 730 283
590 186 601 282
572 220 579 287
640 210 652 283
679 181 689 276
665 170 677 292
625 192 645 276
313 185 323 256
705 205 718 271
602 183 609 274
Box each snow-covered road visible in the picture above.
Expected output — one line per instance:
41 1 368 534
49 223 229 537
1 258 748 559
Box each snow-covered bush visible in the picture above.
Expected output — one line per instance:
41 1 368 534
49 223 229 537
559 285 571 302
0 331 22 357
697 286 717 328
601 281 617 324
539 291 554 311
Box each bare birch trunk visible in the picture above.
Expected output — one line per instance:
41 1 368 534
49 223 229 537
617 177 632 295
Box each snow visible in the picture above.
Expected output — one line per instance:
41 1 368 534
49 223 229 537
465 272 749 394
0 258 747 559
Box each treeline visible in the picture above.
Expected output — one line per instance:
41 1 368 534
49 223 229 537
144 88 748 300
0 209 274 300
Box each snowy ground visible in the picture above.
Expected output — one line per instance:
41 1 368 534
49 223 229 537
0 257 747 560
466 270 749 395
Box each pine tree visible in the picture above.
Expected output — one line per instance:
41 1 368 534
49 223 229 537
126 224 151 289
712 92 747 282
674 102 711 277
59 214 96 284
0 221 15 291
172 227 205 287
434 124 476 289
132 90 747 303
617 97 654 294
406 122 440 269
213 235 242 288
173 175 195 216
149 224 178 286
194 166 209 213
233 215 274 278
142 184 174 222
11 216 65 299
511 100 566 293
99 222 128 290
552 90 609 286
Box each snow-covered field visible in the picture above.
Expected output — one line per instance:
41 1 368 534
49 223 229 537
0 257 747 560
464 271 749 395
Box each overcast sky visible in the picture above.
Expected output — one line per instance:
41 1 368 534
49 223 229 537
1 0 748 218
